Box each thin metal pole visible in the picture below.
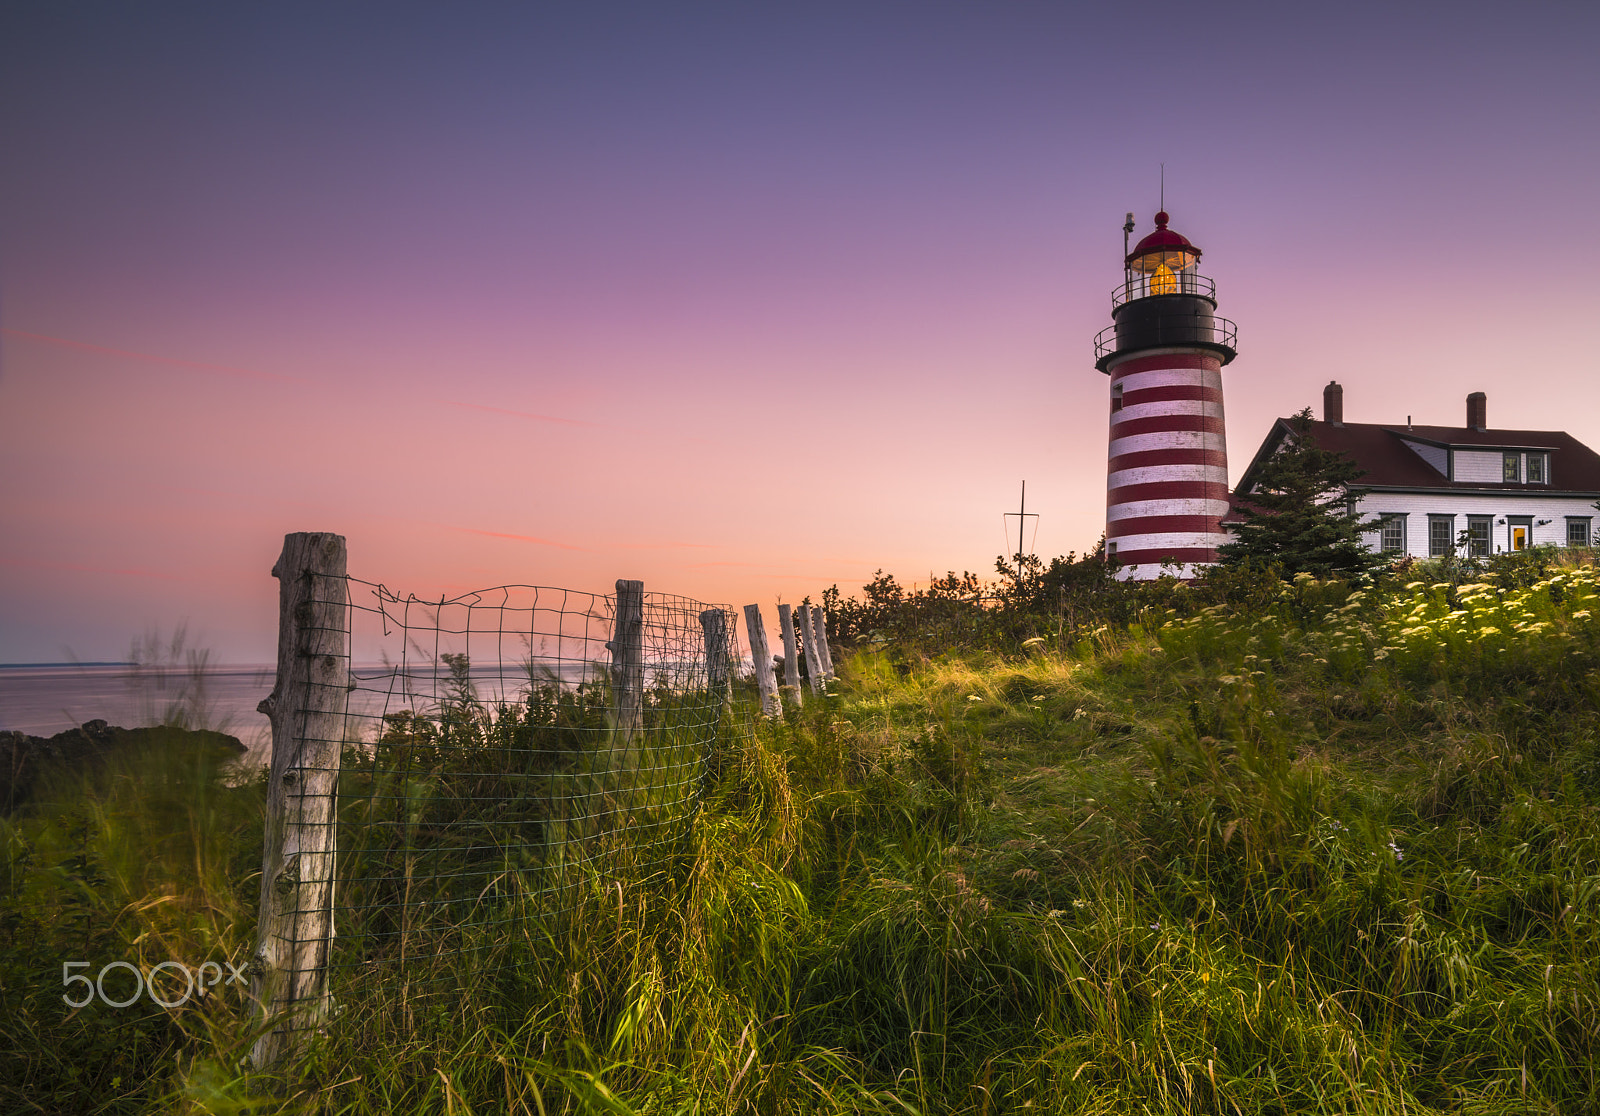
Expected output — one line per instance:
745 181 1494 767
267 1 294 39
1122 211 1136 301
1018 481 1026 582
1003 482 1037 586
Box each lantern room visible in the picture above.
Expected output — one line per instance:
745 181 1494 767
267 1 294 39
1124 211 1201 298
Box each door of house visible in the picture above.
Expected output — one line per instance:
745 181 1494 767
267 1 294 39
1509 518 1533 551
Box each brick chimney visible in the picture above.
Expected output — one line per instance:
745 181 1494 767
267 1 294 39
1323 381 1344 426
1467 391 1487 431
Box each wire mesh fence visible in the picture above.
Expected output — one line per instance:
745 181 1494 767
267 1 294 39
255 557 743 1051
332 580 737 984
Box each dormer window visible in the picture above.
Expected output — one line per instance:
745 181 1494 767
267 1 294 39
1503 452 1519 482
1527 453 1547 483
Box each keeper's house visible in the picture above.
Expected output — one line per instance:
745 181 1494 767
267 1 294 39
1234 383 1600 559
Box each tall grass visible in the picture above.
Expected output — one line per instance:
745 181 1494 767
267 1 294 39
5 553 1599 1113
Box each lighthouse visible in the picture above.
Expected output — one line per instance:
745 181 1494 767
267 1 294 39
1094 211 1237 579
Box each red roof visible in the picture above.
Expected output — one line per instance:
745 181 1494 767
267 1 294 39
1234 419 1600 497
1127 210 1201 265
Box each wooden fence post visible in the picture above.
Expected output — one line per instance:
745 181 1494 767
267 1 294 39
609 579 645 740
742 604 781 717
811 607 836 679
777 603 803 707
250 532 349 1069
799 605 825 693
699 608 731 707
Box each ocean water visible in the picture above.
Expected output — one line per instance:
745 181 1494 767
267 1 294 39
0 662 275 745
0 658 626 768
0 664 277 766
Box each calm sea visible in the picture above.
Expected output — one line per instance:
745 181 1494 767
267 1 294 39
0 659 614 768
0 664 276 763
0 664 278 737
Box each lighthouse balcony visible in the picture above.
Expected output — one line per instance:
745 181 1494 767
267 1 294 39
1094 311 1237 370
1110 271 1217 311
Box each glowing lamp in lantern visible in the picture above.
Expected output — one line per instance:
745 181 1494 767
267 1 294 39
1126 210 1200 296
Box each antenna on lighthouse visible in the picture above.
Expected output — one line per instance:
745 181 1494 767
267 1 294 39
1160 163 1165 211
1123 211 1135 258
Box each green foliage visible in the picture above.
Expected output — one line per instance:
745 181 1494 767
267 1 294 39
9 561 1600 1113
821 547 1180 660
1 731 263 1114
1219 407 1386 579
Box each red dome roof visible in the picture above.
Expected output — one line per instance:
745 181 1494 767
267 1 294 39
1126 211 1201 264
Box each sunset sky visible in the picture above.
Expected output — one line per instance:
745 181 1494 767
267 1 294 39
3 1 1598 663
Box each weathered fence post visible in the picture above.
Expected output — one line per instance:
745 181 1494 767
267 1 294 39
699 608 732 708
742 604 781 717
811 606 836 680
777 603 803 707
609 579 645 740
250 532 349 1069
800 605 825 693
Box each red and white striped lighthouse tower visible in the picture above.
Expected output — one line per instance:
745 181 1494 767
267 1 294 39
1094 211 1237 579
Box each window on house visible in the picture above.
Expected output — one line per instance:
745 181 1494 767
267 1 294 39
1527 453 1546 483
1381 515 1406 553
1429 516 1454 557
1467 516 1491 557
1569 518 1592 548
1503 453 1520 482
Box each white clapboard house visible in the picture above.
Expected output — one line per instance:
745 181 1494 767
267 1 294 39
1232 383 1600 559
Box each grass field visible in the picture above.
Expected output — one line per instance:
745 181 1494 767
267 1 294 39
4 553 1599 1114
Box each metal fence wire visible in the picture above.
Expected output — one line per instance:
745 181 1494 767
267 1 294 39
307 576 740 998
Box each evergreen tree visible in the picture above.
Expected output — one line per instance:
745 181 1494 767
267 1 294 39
1218 408 1383 578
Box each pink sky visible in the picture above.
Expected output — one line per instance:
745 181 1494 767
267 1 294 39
2 1 1598 662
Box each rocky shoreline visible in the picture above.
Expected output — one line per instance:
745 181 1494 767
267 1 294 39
1 719 246 813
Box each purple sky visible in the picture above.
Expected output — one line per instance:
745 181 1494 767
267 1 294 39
3 1 1598 662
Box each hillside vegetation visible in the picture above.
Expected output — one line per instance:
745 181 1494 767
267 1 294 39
4 551 1599 1115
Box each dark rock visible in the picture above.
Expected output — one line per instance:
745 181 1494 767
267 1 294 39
0 721 246 814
